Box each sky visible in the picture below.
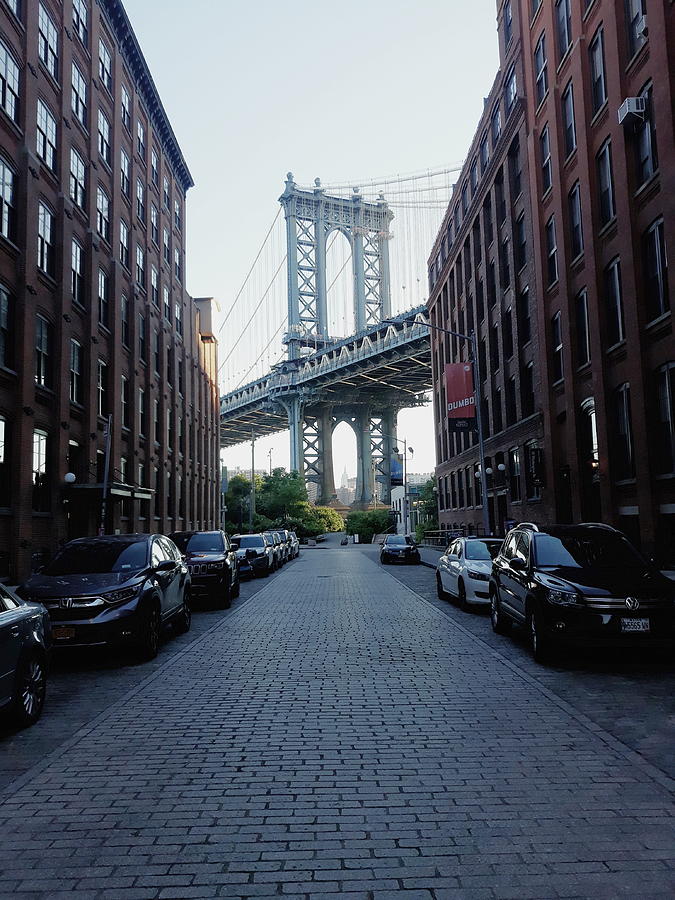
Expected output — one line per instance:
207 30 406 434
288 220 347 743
124 0 500 480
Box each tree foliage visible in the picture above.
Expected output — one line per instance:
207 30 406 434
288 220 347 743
344 509 394 544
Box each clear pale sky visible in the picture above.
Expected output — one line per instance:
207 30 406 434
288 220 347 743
124 0 500 479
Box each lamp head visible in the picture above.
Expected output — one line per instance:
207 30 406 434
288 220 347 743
64 472 76 484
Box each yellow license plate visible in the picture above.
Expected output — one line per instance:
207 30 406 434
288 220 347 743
52 626 76 640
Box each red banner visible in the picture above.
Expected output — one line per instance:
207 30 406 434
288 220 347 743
445 363 476 431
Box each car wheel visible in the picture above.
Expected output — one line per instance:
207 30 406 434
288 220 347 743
219 574 232 609
11 653 47 728
436 573 449 601
458 579 469 612
174 590 192 635
137 600 161 661
529 606 555 665
490 589 511 634
261 560 271 577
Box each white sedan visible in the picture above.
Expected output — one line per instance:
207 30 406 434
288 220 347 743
436 536 503 609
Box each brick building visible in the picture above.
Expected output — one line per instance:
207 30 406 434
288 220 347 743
0 0 220 580
428 0 674 563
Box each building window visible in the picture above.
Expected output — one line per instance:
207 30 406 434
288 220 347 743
120 149 130 198
36 100 57 170
97 360 108 417
138 313 146 362
561 82 576 156
596 140 615 226
0 157 15 241
32 429 50 512
525 441 543 499
504 66 517 115
38 4 59 80
469 159 478 196
545 216 557 286
98 39 112 92
69 148 86 208
138 388 146 436
0 39 19 122
71 62 87 127
163 285 170 321
163 226 170 263
613 383 635 480
153 329 160 372
479 133 489 174
604 258 625 346
643 218 669 322
515 214 526 271
121 376 130 427
174 247 182 282
503 0 513 45
174 198 182 230
97 108 111 165
575 289 591 367
121 295 130 347
35 314 51 388
555 0 572 59
69 339 82 404
119 219 130 268
151 147 159 185
589 27 607 114
522 361 535 418
500 237 510 288
656 362 675 475
166 347 173 385
0 415 9 508
517 288 531 345
71 239 85 306
509 447 521 501
540 125 551 194
163 175 170 209
37 203 55 276
153 398 160 443
137 120 146 159
121 84 131 130
534 33 547 105
136 244 145 287
491 104 501 147
72 0 88 45
151 204 159 244
136 177 145 221
636 82 657 185
98 268 109 328
96 186 110 241
0 284 13 370
151 266 159 307
626 0 647 57
175 301 183 337
568 182 583 258
551 311 564 382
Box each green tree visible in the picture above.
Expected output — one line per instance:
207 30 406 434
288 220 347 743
345 509 393 544
414 478 438 542
256 468 307 521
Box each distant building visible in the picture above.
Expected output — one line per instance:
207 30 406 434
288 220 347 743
0 0 219 579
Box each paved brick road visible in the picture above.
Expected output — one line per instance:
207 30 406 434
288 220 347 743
2 547 675 899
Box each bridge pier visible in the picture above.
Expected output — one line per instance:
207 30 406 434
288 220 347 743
354 408 374 507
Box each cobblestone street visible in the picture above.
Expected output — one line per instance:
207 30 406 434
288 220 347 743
3 545 675 899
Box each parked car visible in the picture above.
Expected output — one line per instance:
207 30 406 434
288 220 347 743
263 531 285 569
0 585 51 728
279 529 295 561
16 534 191 660
380 535 421 565
489 522 675 663
169 530 239 608
288 531 300 558
231 533 274 578
436 536 503 609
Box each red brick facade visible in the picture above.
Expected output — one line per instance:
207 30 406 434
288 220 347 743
0 0 220 581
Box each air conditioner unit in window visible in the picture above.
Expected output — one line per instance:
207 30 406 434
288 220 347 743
636 14 648 38
618 96 646 125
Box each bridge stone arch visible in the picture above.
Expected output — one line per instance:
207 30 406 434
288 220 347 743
280 173 394 360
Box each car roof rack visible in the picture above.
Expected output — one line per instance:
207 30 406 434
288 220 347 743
578 522 619 531
515 522 539 531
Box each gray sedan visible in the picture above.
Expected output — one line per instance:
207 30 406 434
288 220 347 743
0 585 51 727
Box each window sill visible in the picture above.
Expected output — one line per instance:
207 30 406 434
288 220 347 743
541 185 553 204
0 233 20 257
36 270 58 291
570 251 585 271
546 278 559 293
582 0 598 21
563 146 578 168
625 39 649 76
576 361 592 374
590 101 609 129
556 44 574 77
634 170 660 202
534 92 549 117
605 340 627 361
32 511 53 518
655 473 675 481
598 217 618 240
614 478 637 486
645 310 671 333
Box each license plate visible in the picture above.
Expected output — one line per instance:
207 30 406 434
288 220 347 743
620 617 650 633
52 626 76 640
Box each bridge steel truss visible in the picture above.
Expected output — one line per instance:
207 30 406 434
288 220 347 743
220 310 432 506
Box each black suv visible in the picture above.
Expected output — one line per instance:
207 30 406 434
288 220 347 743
17 534 191 660
169 530 239 608
489 523 675 663
0 585 51 728
380 535 421 565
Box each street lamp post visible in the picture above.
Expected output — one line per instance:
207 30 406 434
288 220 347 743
383 319 490 537
379 430 414 535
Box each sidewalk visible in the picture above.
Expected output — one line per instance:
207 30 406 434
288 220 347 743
2 547 675 898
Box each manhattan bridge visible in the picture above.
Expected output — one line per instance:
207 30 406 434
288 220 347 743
219 167 460 506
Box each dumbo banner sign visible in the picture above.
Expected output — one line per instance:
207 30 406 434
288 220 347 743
445 363 476 432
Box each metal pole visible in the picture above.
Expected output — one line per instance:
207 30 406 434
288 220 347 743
98 414 113 536
403 438 408 535
249 430 256 529
268 448 272 476
470 334 490 536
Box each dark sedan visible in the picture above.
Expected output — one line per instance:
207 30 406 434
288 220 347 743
169 530 239 607
17 534 191 660
380 535 421 565
1 585 51 727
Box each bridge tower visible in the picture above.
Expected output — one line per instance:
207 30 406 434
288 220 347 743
279 174 397 508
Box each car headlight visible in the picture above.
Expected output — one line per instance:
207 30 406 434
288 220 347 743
546 587 579 606
467 569 489 581
103 585 141 605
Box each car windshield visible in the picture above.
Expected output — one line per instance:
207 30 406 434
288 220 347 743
237 536 264 548
43 539 148 575
171 533 223 553
386 536 413 546
534 532 647 569
465 540 502 560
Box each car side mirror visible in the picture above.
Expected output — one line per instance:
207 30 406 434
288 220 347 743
510 557 527 571
231 542 239 550
155 559 175 572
